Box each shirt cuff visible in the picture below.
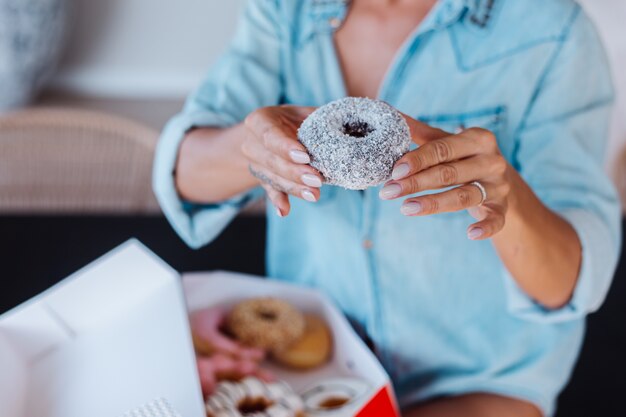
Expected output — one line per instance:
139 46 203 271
152 111 263 249
503 208 617 323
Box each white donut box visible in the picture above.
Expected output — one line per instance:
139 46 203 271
0 240 399 417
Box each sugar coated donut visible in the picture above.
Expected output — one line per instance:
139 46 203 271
298 97 411 190
206 377 304 417
227 298 306 353
272 314 332 370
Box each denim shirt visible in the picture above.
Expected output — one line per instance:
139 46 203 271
153 1 621 415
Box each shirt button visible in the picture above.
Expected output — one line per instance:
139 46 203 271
363 239 373 250
329 17 342 29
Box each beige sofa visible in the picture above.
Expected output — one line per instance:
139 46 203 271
0 108 160 214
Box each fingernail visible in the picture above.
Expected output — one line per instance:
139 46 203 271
379 183 402 200
302 189 317 202
275 207 284 217
392 163 410 180
290 150 310 164
401 201 422 215
301 173 322 188
468 228 484 240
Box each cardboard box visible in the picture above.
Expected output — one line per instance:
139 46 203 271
0 240 398 417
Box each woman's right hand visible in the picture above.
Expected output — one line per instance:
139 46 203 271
242 105 323 217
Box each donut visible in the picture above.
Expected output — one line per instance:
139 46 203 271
227 298 306 353
298 97 411 190
301 377 370 416
272 314 332 370
205 377 304 417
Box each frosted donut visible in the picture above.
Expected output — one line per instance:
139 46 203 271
191 306 266 360
206 377 304 417
227 298 306 353
298 97 411 190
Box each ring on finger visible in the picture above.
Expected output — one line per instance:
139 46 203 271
469 181 487 206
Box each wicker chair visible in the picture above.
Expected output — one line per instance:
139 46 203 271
0 108 160 214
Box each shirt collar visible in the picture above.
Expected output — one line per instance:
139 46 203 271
421 0 496 32
308 0 493 33
418 0 469 33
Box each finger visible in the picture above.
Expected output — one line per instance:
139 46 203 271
194 307 266 361
399 112 449 145
253 367 276 382
391 129 498 179
197 357 217 396
245 106 315 164
249 163 320 203
467 211 506 240
192 307 242 356
400 184 484 216
244 139 323 188
264 185 291 217
260 125 313 164
381 156 495 199
210 353 250 379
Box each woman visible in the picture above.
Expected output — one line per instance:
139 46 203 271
153 0 621 416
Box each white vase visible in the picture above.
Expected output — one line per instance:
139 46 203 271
0 0 70 111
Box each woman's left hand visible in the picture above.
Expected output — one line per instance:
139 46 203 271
379 120 513 240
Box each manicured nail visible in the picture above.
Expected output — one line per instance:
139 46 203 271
392 163 410 180
468 227 484 240
275 207 284 217
302 189 317 202
301 173 322 188
379 183 402 200
290 150 310 164
401 201 422 215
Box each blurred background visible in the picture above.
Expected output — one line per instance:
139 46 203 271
0 1 624 416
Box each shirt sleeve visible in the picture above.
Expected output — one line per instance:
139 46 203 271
504 7 622 323
152 0 283 249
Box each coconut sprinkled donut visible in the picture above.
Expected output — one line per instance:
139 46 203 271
227 298 305 353
298 97 411 190
206 377 304 417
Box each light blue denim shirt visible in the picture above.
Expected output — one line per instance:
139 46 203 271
153 0 621 415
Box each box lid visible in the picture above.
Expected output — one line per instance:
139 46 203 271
0 239 205 417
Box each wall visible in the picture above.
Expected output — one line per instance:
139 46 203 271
51 0 625 175
52 0 244 97
578 0 626 181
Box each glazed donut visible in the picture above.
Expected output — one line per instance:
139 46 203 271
205 377 304 417
227 298 306 353
272 314 332 370
298 97 411 190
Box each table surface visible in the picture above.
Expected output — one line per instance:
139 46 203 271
0 215 623 417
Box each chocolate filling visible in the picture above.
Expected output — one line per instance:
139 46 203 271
319 396 350 409
238 398 274 414
342 120 373 138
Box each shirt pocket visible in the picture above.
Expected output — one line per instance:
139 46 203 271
417 106 506 137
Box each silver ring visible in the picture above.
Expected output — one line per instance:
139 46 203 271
470 181 487 206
